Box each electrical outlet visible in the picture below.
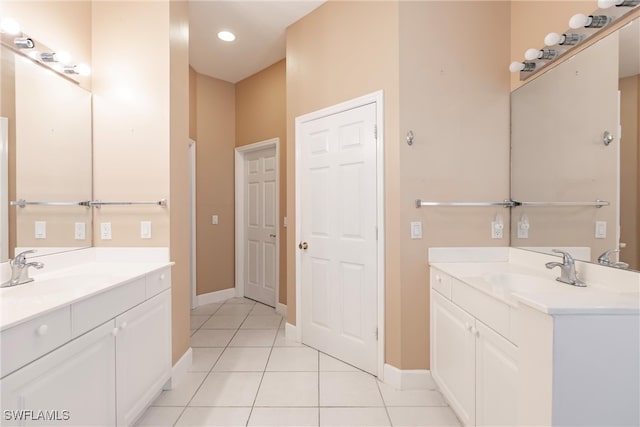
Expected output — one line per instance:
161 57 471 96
140 221 152 239
100 222 112 240
517 218 530 239
212 215 219 225
491 221 504 239
75 222 86 240
410 221 422 239
595 221 607 239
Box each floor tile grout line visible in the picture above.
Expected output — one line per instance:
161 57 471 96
318 350 321 426
376 377 394 427
245 315 282 426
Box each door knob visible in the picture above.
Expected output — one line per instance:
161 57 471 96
298 241 308 250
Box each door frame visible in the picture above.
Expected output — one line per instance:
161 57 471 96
189 139 197 309
234 138 281 306
294 91 385 378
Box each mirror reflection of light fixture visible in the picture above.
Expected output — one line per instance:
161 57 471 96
39 52 56 62
569 13 614 29
544 32 583 46
598 0 640 8
63 64 91 76
13 37 34 49
524 48 559 61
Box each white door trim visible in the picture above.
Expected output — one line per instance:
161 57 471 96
189 139 197 309
294 91 385 379
235 138 280 306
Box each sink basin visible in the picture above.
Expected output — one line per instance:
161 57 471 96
483 272 559 294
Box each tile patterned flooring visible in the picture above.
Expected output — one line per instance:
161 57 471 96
135 297 461 427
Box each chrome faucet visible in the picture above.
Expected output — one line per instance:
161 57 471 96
1 250 45 288
545 249 586 287
597 248 629 269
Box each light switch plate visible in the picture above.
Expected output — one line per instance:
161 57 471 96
75 222 86 240
595 221 607 239
410 221 422 239
35 221 46 239
140 221 152 239
212 215 219 225
100 222 112 240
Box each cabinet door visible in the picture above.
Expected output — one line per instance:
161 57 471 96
431 290 476 426
475 321 518 427
116 290 171 427
0 321 116 426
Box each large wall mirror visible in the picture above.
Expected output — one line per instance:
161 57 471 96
1 46 93 262
511 18 639 271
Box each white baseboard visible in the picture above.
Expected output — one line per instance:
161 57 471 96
383 364 436 390
276 303 287 317
164 347 192 390
196 288 236 306
285 322 300 342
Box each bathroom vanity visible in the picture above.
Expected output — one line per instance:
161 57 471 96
429 247 640 427
0 248 173 426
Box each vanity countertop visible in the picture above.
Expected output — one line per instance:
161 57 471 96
0 248 173 331
430 247 640 315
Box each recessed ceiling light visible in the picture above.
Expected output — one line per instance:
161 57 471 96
217 31 235 42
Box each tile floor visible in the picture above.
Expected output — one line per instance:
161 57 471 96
135 297 461 427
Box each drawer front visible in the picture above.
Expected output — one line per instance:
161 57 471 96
430 268 452 299
146 267 171 298
451 279 511 340
71 278 146 338
1 307 71 378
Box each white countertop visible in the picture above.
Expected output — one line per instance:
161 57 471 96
0 248 173 331
430 247 640 315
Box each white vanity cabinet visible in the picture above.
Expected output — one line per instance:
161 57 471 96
0 266 172 427
430 268 518 427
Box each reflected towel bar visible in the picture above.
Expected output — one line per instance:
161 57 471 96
11 199 168 208
415 200 515 208
415 199 609 208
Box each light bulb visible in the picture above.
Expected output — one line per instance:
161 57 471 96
0 17 20 35
75 63 91 76
524 48 540 61
598 0 620 7
569 13 590 29
55 50 71 64
509 61 524 73
217 31 235 42
544 32 563 46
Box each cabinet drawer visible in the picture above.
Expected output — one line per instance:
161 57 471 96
146 267 171 298
71 278 146 338
431 269 452 299
452 279 510 340
1 307 71 378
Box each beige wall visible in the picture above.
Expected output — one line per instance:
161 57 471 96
235 60 287 304
92 1 190 365
286 0 401 359
620 75 640 270
169 0 191 366
398 1 511 369
193 73 237 295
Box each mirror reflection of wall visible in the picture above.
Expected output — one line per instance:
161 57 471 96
511 18 639 271
1 47 93 261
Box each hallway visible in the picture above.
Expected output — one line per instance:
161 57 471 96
135 297 461 426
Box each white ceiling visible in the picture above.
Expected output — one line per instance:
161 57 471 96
189 0 325 83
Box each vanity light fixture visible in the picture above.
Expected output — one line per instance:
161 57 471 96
598 0 640 8
0 17 20 35
569 13 614 29
39 52 56 62
63 64 91 76
509 61 537 73
524 48 559 61
13 37 34 49
217 31 236 42
544 32 583 46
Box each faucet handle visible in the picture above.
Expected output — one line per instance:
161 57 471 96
551 249 574 264
597 248 619 265
12 249 36 265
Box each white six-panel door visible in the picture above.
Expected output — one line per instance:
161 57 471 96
299 102 378 374
244 146 278 307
